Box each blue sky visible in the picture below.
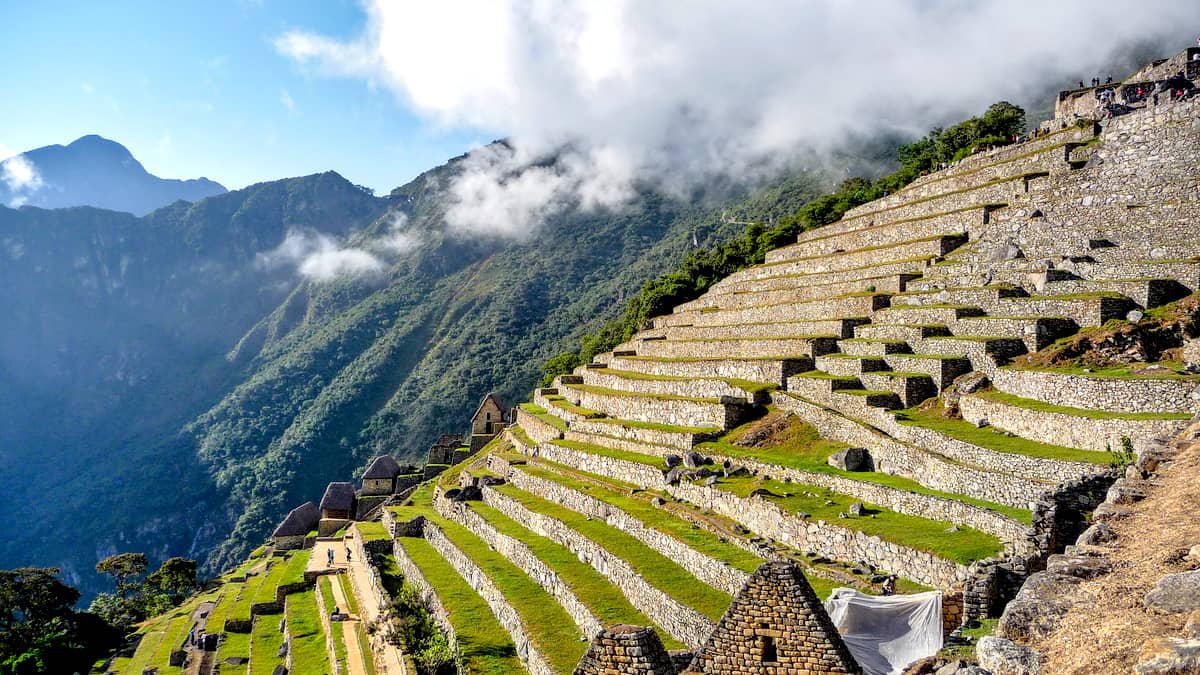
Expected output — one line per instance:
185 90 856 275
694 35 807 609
0 0 482 194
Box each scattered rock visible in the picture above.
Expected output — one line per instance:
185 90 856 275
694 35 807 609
724 465 750 478
651 496 666 508
701 476 718 487
1126 464 1147 481
1185 611 1200 639
974 417 990 429
688 467 716 480
664 467 685 485
272 665 289 675
277 640 288 657
998 572 1091 642
1134 638 1200 674
1090 502 1129 522
749 488 777 499
451 485 482 502
1075 522 1117 546
848 501 866 516
945 525 960 533
477 475 506 487
811 556 831 564
732 524 749 535
1183 339 1200 373
990 241 1025 262
1127 309 1145 323
838 512 848 519
827 447 872 472
977 636 1041 675
684 451 705 469
795 512 810 519
1106 479 1150 505
935 660 968 675
225 657 250 666
663 454 682 469
1144 570 1200 614
849 566 868 575
824 499 835 506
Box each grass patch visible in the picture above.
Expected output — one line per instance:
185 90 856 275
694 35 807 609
337 572 360 615
974 388 1193 421
566 382 722 404
1005 361 1199 380
465 499 687 649
942 618 999 659
520 402 569 431
201 582 242 633
318 576 349 671
249 614 286 673
895 402 1111 464
509 425 536 448
215 631 251 675
717 475 1002 565
548 439 662 468
490 483 734 621
589 367 777 395
589 416 719 435
286 590 332 675
357 521 390 542
697 410 1030 524
395 536 523 674
542 394 601 418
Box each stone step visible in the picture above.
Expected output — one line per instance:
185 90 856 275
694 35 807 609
667 293 892 327
785 376 903 411
838 338 913 357
814 353 888 377
911 336 1029 376
871 305 986 325
881 354 974 390
853 323 952 341
959 390 1190 453
769 207 980 260
557 382 748 430
710 257 934 295
633 335 841 361
605 354 811 388
578 367 764 404
949 316 1079 351
763 233 969 270
663 317 870 341
679 273 919 311
858 372 938 408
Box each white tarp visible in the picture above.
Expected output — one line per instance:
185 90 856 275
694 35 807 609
824 588 944 675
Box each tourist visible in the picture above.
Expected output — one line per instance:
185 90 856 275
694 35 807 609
1079 80 1085 89
1106 76 1112 84
327 547 334 566
346 546 352 563
882 575 898 596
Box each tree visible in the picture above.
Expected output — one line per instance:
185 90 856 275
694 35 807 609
95 553 148 600
146 557 197 600
0 567 119 675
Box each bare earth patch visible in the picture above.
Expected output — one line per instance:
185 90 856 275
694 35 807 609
1031 421 1200 673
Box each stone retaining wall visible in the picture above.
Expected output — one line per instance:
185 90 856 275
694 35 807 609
562 384 740 429
503 465 750 596
431 490 603 638
633 335 837 361
686 294 887 327
479 485 716 648
668 481 969 589
992 368 1200 414
421 519 558 675
606 355 807 388
711 257 933 295
514 408 563 444
580 368 758 403
570 416 706 450
959 393 1187 452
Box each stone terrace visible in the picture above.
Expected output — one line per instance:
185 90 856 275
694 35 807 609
361 64 1199 675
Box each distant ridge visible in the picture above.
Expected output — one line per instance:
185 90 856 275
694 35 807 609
0 134 227 215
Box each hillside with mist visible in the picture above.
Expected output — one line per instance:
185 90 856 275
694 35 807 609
0 141 825 592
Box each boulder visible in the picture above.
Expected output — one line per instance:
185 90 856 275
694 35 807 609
998 572 1091 642
989 241 1025 262
664 467 685 485
1045 552 1113 579
1144 570 1200 614
272 666 289 675
684 451 705 469
724 465 750 478
478 475 506 487
663 454 682 469
651 496 666 507
848 502 867 516
977 636 1040 675
957 372 991 394
277 640 288 657
1183 339 1200 373
827 447 871 472
1134 638 1200 674
1075 522 1117 546
701 476 718 487
1106 479 1149 505
451 485 483 502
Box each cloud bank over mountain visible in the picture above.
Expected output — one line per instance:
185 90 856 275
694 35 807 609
277 0 1200 235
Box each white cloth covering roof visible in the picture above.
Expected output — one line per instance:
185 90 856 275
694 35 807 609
824 588 944 675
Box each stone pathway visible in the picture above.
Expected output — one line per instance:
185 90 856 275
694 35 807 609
308 533 408 675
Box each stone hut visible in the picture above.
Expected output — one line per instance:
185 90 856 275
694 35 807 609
270 501 319 550
574 625 676 675
469 392 508 453
685 561 861 674
361 455 402 496
427 433 464 466
320 482 356 519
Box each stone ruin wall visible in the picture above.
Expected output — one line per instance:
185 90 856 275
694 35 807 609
990 368 1200 415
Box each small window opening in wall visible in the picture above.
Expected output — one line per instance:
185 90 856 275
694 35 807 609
760 635 777 662
486 412 492 420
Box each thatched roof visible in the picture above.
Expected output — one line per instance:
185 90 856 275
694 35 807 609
362 455 401 480
272 501 319 538
320 482 356 512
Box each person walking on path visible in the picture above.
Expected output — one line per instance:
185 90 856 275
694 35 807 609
327 547 334 566
345 545 352 563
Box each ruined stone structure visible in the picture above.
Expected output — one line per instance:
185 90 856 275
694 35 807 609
685 561 861 674
574 625 677 675
317 481 356 536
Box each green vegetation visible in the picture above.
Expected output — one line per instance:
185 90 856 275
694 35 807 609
895 402 1112 464
317 576 349 671
337 573 360 616
696 410 1030 523
249 615 285 673
286 590 332 675
357 521 390 542
488 483 734 621
1006 361 1198 380
215 631 250 675
716 475 1002 565
393 536 522 675
519 403 570 431
0 567 122 675
567 382 722 404
465 500 687 649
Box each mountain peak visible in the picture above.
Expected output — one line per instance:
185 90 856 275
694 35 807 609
1 135 227 215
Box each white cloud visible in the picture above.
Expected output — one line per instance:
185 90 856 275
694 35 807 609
280 89 295 112
375 212 420 254
257 229 386 282
277 1 1200 236
1 143 45 207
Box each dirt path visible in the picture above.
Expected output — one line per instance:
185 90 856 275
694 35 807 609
345 526 408 675
308 538 371 675
1032 422 1200 672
